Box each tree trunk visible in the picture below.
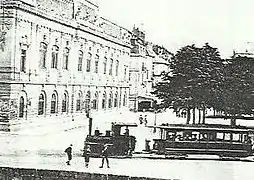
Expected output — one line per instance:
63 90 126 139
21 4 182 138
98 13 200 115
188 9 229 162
186 108 191 124
202 108 206 124
192 108 196 124
198 109 201 124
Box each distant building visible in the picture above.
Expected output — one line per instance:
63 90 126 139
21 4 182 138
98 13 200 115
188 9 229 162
0 0 131 131
129 27 154 112
232 42 254 58
152 45 171 86
128 27 171 112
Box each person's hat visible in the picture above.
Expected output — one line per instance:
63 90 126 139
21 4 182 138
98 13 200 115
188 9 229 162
70 144 73 146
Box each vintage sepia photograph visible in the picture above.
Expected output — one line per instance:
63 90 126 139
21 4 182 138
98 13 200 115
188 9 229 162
0 0 254 179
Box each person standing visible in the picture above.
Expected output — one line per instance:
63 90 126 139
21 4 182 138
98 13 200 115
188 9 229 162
99 144 110 168
64 144 73 165
83 145 91 168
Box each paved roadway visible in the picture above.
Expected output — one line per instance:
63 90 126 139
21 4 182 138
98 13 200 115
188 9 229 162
0 153 253 180
0 110 254 180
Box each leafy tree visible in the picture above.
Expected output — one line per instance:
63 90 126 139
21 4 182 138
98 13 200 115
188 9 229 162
153 44 201 124
219 56 254 125
153 43 224 124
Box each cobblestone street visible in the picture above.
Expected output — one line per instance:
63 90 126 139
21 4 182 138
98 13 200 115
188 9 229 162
0 110 253 180
0 151 253 180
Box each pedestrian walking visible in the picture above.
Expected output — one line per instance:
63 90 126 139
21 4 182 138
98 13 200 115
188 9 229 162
83 144 91 168
64 144 73 165
139 114 143 124
144 114 148 126
99 144 110 168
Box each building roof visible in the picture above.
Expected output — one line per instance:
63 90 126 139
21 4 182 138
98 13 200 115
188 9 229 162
153 56 170 65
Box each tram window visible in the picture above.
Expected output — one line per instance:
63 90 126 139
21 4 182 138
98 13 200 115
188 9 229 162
217 133 224 141
191 132 199 141
208 132 217 141
166 132 176 140
200 133 208 141
224 133 231 141
243 134 248 142
175 132 184 141
232 134 240 142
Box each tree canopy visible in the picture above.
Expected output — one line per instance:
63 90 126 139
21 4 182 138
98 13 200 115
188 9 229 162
153 43 254 125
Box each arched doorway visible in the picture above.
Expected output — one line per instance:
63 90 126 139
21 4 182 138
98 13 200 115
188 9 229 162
50 92 58 114
19 96 25 118
62 92 68 113
38 92 46 115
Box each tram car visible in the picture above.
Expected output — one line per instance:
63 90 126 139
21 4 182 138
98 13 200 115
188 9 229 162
151 124 254 158
85 122 137 157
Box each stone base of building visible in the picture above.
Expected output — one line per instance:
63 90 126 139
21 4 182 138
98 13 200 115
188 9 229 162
0 108 132 134
0 113 88 134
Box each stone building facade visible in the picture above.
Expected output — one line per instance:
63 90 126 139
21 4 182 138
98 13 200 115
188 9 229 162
129 27 154 112
0 0 131 131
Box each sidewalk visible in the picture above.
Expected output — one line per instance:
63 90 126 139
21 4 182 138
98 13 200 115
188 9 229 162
0 152 253 180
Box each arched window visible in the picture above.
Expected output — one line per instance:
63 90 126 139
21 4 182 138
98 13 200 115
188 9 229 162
115 60 119 76
38 93 46 115
103 57 107 74
62 92 68 112
102 92 106 109
109 58 113 75
19 96 25 118
51 45 59 69
92 92 98 110
78 50 83 71
40 42 47 68
76 92 82 111
108 92 113 108
63 47 69 70
86 53 92 72
85 91 91 111
114 92 118 107
50 92 58 114
94 55 99 73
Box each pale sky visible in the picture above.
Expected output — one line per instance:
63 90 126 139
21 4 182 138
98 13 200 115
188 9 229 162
96 0 254 58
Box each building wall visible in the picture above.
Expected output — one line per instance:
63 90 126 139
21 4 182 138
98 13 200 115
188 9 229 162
0 0 131 130
129 27 154 111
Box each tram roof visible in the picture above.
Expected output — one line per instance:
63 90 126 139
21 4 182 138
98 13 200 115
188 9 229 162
150 124 254 133
112 122 138 127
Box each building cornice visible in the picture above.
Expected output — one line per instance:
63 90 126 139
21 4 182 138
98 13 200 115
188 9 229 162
2 2 132 49
0 81 130 88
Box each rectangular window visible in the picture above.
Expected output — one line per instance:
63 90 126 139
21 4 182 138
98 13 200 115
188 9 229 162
95 61 99 73
41 53 46 68
103 59 107 74
109 59 113 75
124 66 127 81
20 49 26 72
115 60 119 76
51 53 58 69
63 55 69 70
86 59 91 72
78 57 83 71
